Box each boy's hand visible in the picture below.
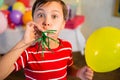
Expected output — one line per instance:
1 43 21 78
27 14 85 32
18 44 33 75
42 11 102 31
76 66 94 80
23 21 44 45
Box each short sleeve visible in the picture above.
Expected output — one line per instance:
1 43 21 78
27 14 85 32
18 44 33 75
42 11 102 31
66 41 73 67
67 51 73 67
14 50 28 71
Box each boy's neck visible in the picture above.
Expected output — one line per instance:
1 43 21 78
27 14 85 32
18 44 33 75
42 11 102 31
46 38 60 49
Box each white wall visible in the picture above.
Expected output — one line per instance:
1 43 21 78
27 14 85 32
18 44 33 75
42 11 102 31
80 0 120 39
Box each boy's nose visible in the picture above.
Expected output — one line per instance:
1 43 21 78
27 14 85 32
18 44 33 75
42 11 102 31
42 22 50 26
42 18 51 29
42 22 50 29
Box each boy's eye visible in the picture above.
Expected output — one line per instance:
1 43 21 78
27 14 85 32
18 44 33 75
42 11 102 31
52 15 58 19
37 13 44 18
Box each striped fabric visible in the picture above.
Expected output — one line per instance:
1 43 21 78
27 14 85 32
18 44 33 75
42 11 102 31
14 39 73 80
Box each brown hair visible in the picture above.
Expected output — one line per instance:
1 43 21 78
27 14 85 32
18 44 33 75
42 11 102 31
32 0 68 20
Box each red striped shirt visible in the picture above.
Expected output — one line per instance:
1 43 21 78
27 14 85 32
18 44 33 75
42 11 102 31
14 39 73 80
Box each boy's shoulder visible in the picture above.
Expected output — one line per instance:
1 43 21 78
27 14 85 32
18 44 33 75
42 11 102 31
59 38 72 48
60 38 70 43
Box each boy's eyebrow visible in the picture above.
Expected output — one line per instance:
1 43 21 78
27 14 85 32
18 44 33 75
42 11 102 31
36 8 44 12
36 8 61 13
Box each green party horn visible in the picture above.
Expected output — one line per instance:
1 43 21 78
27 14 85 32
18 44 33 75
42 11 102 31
35 30 59 58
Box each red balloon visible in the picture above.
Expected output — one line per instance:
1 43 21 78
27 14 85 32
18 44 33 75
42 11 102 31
9 22 16 29
1 10 10 17
1 10 16 29
1 10 16 28
1 10 11 24
1 10 10 21
17 0 30 7
8 14 13 26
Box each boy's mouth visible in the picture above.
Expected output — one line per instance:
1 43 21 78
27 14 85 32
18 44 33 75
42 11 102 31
36 29 56 38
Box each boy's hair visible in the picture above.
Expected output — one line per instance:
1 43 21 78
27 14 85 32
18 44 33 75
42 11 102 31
32 0 68 20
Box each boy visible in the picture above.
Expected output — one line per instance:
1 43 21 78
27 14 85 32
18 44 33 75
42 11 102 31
0 0 93 80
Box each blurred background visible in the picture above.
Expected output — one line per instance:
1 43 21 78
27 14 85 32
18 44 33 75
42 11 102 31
0 0 120 80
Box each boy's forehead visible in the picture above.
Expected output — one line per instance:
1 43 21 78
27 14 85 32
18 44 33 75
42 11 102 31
35 1 62 11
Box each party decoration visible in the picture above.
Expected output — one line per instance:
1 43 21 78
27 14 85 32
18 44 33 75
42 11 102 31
4 0 16 6
17 0 30 7
0 0 4 7
85 27 120 72
22 10 32 25
1 10 16 29
0 11 8 34
8 6 12 12
0 4 8 10
9 10 23 25
13 2 26 14
35 30 59 58
1 10 15 29
65 15 84 29
1 10 10 18
9 22 16 29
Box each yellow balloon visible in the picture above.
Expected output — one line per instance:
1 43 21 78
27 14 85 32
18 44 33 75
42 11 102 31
13 1 26 14
85 26 120 72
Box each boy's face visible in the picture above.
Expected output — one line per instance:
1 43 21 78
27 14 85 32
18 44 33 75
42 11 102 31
33 1 65 39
